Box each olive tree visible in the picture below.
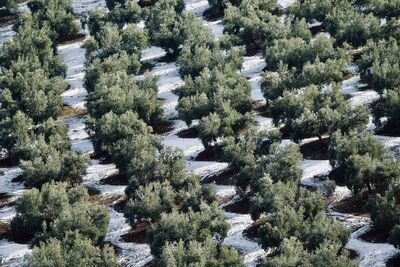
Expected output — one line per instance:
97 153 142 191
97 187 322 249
269 85 369 142
11 182 109 242
26 231 119 267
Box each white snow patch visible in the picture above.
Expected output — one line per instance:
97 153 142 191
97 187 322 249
162 135 204 158
374 135 400 155
184 0 209 16
214 185 236 198
240 55 266 78
250 75 266 102
300 160 332 188
106 209 152 267
342 76 379 106
89 184 126 196
58 41 88 109
223 212 268 262
0 167 24 196
71 138 94 154
64 117 89 140
256 116 274 132
70 0 107 15
0 240 30 267
141 46 167 62
0 205 16 222
185 161 228 177
154 62 184 94
203 20 224 39
159 91 179 119
278 0 295 9
0 24 15 46
83 161 119 183
347 224 400 267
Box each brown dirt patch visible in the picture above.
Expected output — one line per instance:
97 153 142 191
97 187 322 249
300 138 329 160
331 196 370 217
202 167 236 185
223 197 250 214
177 127 199 138
100 173 128 186
121 223 148 244
360 225 390 243
387 253 400 267
58 105 87 119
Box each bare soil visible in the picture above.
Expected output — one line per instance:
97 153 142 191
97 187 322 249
58 105 87 119
223 197 250 214
300 138 329 160
177 127 199 138
202 167 236 185
386 253 400 267
121 222 148 244
331 195 370 217
150 120 174 135
194 147 224 162
100 173 128 186
360 225 390 243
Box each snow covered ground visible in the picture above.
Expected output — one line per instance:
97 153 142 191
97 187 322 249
1 0 399 266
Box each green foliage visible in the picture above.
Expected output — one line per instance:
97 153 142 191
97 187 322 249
222 128 281 171
26 231 120 267
104 0 142 27
146 2 211 54
27 0 80 41
160 237 244 267
0 65 67 122
366 194 399 232
324 6 380 47
0 114 74 164
124 146 216 224
288 0 339 22
328 131 400 195
84 51 141 92
270 85 368 142
0 15 66 76
236 144 303 192
389 225 400 248
259 197 348 250
0 111 33 157
357 38 400 95
11 182 109 242
20 136 89 187
265 36 345 71
262 58 348 101
87 71 162 122
250 178 324 221
373 89 400 129
223 1 311 49
85 24 147 61
178 44 243 78
88 110 152 152
0 0 17 12
361 0 400 18
109 133 160 172
262 237 357 267
148 204 228 259
176 67 254 146
329 130 384 170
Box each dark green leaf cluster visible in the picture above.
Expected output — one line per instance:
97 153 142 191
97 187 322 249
269 85 369 142
27 0 80 41
26 231 119 267
11 182 109 243
83 3 243 265
0 13 88 186
223 0 311 50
